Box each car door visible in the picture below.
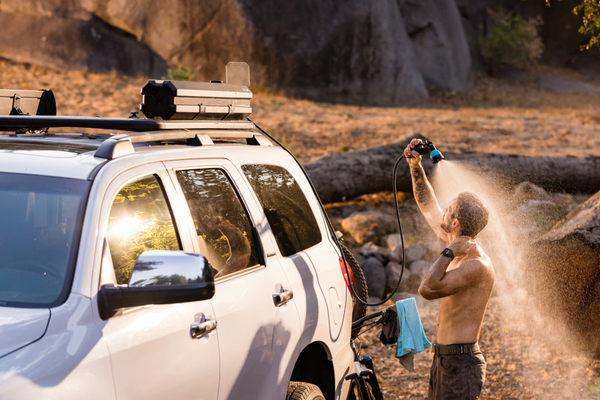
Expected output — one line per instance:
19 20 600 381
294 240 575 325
92 164 220 400
164 159 301 400
241 163 351 343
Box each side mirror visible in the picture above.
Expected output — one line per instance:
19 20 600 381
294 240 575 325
98 250 215 320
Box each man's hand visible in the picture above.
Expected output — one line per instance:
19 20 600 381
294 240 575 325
447 236 476 258
404 138 424 167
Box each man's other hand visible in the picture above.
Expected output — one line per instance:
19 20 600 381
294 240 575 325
447 236 476 257
404 138 424 167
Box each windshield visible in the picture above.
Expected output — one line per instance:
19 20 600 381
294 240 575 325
0 173 90 308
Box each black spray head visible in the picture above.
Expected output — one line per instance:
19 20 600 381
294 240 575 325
414 140 445 163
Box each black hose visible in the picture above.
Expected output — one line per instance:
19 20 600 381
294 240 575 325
248 119 407 307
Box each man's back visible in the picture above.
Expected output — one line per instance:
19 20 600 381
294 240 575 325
436 245 495 345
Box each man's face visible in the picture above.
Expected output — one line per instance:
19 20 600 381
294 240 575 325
441 199 457 233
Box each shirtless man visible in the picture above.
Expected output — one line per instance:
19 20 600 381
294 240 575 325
404 138 495 400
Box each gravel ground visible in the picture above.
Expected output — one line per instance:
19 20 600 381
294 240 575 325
2 59 600 399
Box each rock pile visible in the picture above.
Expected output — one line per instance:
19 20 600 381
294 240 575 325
339 210 444 301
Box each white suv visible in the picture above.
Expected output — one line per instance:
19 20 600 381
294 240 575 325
0 75 357 399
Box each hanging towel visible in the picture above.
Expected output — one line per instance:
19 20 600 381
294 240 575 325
396 297 431 371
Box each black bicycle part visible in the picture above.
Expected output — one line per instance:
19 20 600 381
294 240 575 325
248 118 407 308
360 356 384 400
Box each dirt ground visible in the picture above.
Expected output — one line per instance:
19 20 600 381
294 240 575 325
2 59 600 399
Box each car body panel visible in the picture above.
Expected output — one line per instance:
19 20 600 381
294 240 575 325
0 307 50 358
0 148 103 180
0 294 114 400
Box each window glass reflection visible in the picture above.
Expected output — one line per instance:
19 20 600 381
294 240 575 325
106 175 180 285
176 169 259 278
242 164 321 257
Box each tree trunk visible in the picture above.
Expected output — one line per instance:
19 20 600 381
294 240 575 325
303 137 600 204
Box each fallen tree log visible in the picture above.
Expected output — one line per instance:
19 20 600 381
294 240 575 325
303 136 600 203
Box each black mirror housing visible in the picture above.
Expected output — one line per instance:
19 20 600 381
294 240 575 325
98 251 215 320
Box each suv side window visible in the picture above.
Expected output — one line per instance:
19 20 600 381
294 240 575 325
176 169 259 278
242 164 321 257
106 175 180 285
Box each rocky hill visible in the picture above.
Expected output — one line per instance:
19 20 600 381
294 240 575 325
0 0 598 106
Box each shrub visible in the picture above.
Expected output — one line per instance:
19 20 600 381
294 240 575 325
167 66 196 81
480 8 544 70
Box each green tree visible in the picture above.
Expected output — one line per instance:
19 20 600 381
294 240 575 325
548 0 600 48
573 0 600 48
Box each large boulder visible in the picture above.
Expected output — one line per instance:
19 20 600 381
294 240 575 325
0 10 167 77
399 0 474 91
531 189 600 354
0 0 479 105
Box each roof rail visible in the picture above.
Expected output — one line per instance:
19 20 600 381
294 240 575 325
94 129 272 160
0 116 255 132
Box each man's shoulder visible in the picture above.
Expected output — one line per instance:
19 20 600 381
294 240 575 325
461 255 494 279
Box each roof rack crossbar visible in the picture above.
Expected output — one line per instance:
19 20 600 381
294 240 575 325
0 116 255 132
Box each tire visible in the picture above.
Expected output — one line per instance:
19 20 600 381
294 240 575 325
353 379 376 400
286 381 326 400
340 244 368 331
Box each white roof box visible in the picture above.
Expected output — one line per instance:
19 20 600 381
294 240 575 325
140 63 253 121
0 89 56 116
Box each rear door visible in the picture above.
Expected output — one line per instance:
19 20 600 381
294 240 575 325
240 163 351 342
165 159 301 400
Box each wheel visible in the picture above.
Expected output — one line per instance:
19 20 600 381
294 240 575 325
353 379 376 400
340 244 368 334
286 381 326 400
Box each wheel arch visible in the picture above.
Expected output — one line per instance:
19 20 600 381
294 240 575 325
289 341 335 400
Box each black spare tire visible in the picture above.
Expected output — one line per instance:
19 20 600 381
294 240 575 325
340 244 368 335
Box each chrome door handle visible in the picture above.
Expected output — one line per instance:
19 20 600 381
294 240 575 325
190 317 217 338
273 289 293 307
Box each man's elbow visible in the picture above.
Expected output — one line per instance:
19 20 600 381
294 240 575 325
418 283 440 300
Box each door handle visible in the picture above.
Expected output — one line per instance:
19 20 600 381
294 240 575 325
273 289 293 307
190 315 217 338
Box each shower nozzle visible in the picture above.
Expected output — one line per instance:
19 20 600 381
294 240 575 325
414 140 444 163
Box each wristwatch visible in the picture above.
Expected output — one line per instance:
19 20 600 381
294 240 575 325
441 248 455 260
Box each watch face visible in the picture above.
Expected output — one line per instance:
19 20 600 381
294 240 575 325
442 248 455 259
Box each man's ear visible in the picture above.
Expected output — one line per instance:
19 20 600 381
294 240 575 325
452 219 460 230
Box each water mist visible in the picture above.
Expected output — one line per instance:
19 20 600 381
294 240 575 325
429 159 595 399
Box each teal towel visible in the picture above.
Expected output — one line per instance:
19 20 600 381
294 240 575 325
396 298 431 359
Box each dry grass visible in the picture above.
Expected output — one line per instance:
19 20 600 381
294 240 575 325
2 58 600 399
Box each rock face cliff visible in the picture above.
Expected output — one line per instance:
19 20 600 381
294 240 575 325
0 0 474 106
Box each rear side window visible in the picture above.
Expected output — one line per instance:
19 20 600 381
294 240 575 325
176 169 259 279
242 164 321 257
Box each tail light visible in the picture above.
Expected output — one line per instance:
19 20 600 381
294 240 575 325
339 256 354 293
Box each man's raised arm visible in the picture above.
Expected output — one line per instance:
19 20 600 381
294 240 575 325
404 138 448 242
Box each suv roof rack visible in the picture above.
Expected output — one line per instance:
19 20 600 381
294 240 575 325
0 63 277 159
0 116 256 132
